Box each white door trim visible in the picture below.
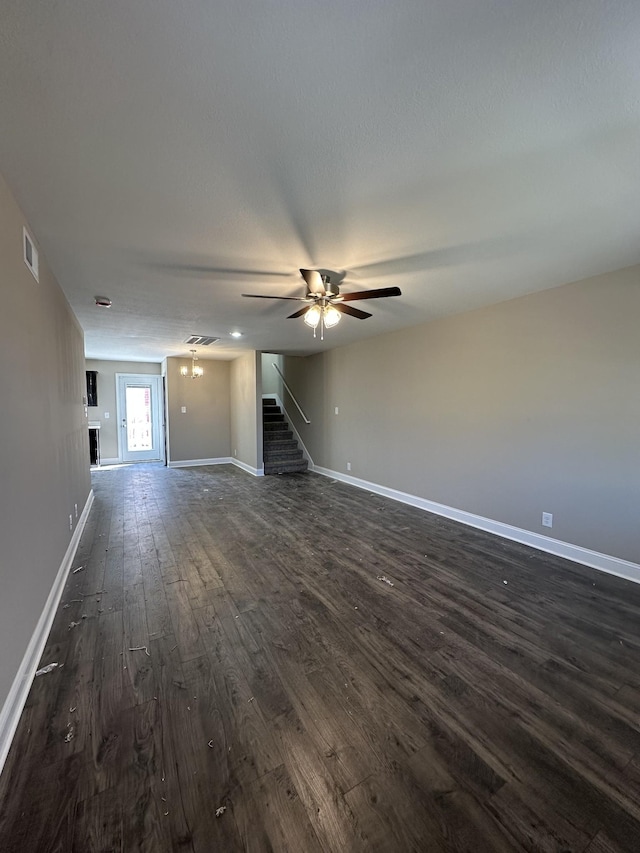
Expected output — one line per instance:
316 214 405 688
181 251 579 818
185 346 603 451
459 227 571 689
115 374 165 463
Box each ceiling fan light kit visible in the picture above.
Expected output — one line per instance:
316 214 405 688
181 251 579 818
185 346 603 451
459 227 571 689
242 269 401 339
302 301 341 339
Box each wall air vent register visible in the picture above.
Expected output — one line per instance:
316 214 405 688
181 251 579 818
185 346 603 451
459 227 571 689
184 335 219 346
23 227 39 282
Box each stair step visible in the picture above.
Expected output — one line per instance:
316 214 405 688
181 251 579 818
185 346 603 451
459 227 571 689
262 398 308 476
264 459 309 475
264 430 293 443
263 437 297 450
264 448 304 462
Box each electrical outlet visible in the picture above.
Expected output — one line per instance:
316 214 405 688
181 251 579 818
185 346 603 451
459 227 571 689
346 462 351 471
74 503 78 518
542 512 553 528
181 406 187 413
69 514 73 531
104 412 110 419
234 448 237 457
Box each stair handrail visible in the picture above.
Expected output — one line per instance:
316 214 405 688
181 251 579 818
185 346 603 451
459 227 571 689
271 363 311 424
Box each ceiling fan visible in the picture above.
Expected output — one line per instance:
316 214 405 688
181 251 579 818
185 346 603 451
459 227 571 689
242 269 401 338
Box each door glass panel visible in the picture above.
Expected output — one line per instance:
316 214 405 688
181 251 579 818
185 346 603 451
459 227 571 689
125 386 153 451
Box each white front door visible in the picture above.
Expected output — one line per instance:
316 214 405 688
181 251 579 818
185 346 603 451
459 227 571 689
116 374 165 462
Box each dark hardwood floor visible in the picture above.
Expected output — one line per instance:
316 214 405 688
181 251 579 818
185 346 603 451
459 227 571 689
2 463 640 852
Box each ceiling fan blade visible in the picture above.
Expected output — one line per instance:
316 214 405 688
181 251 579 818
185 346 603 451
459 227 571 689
334 303 372 320
340 286 402 302
287 306 313 319
242 294 309 301
300 269 326 295
151 263 293 279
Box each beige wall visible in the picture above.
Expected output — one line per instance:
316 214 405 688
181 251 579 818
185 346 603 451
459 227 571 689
85 360 161 460
165 356 230 462
0 174 91 709
231 352 262 471
261 352 283 399
284 265 640 564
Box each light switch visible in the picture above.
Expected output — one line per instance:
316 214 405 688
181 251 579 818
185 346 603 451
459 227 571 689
104 412 110 419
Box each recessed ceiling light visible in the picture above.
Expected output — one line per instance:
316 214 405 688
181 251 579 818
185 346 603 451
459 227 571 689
95 296 112 307
230 331 243 338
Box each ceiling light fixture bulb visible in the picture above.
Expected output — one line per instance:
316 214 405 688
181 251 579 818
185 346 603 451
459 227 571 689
323 305 341 328
304 304 321 329
230 331 243 338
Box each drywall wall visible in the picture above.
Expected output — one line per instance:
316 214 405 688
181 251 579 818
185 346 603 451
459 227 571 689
231 352 262 471
284 265 640 564
261 353 283 399
0 174 91 711
85 360 161 460
165 356 230 462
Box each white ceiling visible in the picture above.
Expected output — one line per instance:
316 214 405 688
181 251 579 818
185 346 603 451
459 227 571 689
2 0 639 361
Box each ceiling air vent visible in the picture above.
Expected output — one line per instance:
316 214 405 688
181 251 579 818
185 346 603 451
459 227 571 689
23 227 39 282
184 335 219 346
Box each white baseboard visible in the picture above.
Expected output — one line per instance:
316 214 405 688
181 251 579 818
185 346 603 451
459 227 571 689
168 457 264 476
231 458 264 477
312 467 640 586
0 489 95 778
168 457 233 468
97 457 120 466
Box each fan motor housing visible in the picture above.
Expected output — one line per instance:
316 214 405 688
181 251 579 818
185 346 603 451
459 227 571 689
320 275 339 297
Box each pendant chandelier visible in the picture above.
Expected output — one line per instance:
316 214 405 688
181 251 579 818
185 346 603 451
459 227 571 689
180 349 204 379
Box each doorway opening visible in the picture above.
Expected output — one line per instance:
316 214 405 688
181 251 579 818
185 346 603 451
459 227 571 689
115 374 165 463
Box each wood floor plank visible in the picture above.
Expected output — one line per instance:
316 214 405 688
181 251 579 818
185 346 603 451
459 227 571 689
122 583 156 706
155 652 244 852
165 580 205 662
407 744 517 853
119 698 193 853
140 547 173 640
73 789 123 853
271 707 372 851
183 637 283 786
0 755 81 853
585 830 632 853
265 651 378 793
233 763 325 853
3 463 640 852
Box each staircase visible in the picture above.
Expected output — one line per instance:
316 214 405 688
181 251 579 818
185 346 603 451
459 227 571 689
262 398 308 475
